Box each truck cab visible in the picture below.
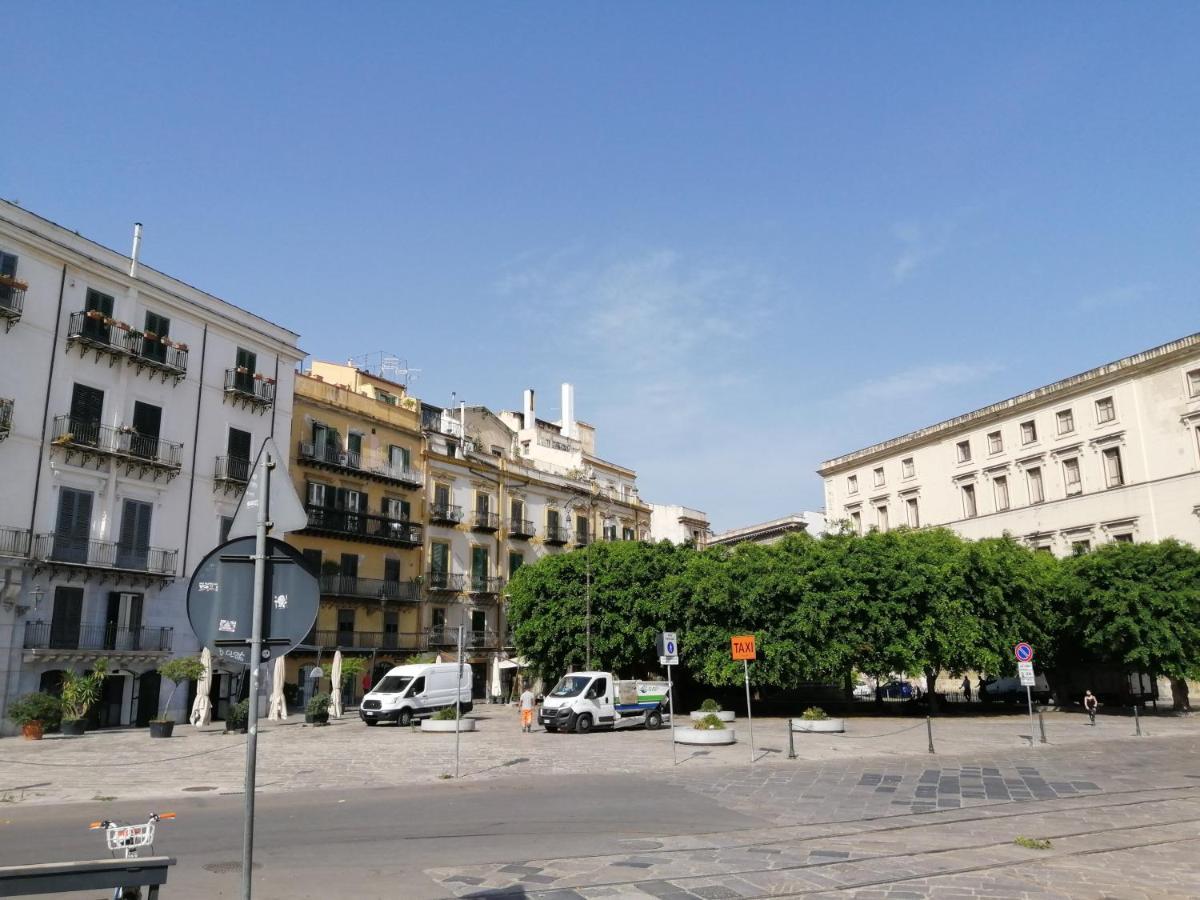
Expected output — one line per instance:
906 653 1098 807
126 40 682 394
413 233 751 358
538 670 667 734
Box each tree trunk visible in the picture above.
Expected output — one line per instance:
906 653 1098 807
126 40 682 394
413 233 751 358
925 668 939 715
1170 677 1191 712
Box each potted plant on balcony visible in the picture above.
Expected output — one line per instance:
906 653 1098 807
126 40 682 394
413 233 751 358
8 692 62 740
59 660 108 736
305 693 331 726
150 656 206 738
226 699 250 734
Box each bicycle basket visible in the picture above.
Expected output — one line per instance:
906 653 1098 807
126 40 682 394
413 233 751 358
106 822 155 851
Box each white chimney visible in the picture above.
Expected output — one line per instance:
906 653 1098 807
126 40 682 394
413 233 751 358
561 383 576 439
523 389 535 430
129 223 143 278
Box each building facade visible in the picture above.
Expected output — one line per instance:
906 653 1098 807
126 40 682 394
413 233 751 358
819 333 1200 555
0 202 302 733
648 505 711 546
706 512 826 548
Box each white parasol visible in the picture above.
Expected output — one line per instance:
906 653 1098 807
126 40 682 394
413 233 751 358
489 655 503 702
329 650 344 718
267 654 288 721
189 647 213 726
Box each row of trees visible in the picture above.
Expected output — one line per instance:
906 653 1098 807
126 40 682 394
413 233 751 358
505 530 1200 708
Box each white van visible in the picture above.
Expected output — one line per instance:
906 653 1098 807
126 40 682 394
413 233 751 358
359 663 473 726
538 671 669 734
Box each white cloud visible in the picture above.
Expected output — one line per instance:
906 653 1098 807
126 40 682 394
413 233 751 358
846 361 1003 404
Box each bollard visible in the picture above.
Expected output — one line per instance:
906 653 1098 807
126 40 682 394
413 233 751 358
1038 708 1047 744
1134 704 1142 737
926 715 935 754
787 720 797 760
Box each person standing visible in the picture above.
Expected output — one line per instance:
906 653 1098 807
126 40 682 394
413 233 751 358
1084 690 1098 725
962 676 972 702
520 686 536 732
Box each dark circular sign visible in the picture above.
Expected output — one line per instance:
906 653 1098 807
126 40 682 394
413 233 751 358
187 536 320 668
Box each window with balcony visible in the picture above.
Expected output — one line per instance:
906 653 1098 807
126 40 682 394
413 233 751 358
1021 420 1038 444
603 522 617 541
873 467 885 487
430 542 450 578
382 497 410 521
993 475 1010 511
956 440 971 463
140 311 171 365
117 499 153 570
337 608 355 646
0 250 23 322
509 552 524 577
471 545 491 592
1056 408 1075 435
961 484 977 518
623 526 635 541
1103 447 1125 487
575 515 590 544
901 458 915 478
1063 457 1082 496
1095 396 1116 424
987 431 1003 454
53 487 93 564
49 586 84 649
905 497 919 528
847 474 858 495
1027 466 1045 504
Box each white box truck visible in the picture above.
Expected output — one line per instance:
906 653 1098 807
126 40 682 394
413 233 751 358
537 670 670 734
359 663 473 726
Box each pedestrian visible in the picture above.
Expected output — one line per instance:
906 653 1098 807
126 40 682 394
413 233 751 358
1084 689 1098 726
962 676 972 702
520 686 536 733
362 672 371 696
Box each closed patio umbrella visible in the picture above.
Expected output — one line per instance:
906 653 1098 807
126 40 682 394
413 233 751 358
190 647 213 727
490 655 502 703
267 654 288 721
329 650 344 718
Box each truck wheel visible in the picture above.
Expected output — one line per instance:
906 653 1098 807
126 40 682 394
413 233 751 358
575 713 593 734
398 709 413 727
645 710 663 730
364 719 378 727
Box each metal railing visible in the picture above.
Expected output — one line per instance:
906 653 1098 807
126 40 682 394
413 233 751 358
468 575 505 595
23 621 173 652
471 510 500 531
298 441 362 470
544 525 570 544
0 525 31 557
319 574 421 602
297 442 423 487
508 518 535 538
223 368 275 406
214 455 251 484
311 629 425 651
426 627 498 648
51 416 184 470
429 502 463 523
574 532 591 547
0 397 11 440
32 534 178 575
65 312 188 376
0 275 26 318
304 505 422 545
427 571 465 592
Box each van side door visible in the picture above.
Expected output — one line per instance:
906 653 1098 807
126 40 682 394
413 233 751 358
407 676 427 713
586 676 615 725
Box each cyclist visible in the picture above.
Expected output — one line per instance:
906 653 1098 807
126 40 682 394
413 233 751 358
1083 689 1098 726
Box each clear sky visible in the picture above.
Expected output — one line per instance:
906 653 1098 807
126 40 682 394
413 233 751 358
5 4 1198 530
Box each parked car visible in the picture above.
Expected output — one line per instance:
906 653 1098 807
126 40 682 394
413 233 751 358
852 682 875 699
979 674 1051 705
870 680 920 699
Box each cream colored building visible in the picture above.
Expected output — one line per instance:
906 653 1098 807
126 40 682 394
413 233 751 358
648 505 710 546
819 333 1200 555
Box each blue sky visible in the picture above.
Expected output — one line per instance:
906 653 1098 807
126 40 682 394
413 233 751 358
5 4 1198 530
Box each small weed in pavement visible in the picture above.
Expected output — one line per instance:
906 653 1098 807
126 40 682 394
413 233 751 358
1015 836 1052 850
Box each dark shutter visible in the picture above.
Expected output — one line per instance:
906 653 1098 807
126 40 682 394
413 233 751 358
50 587 84 649
228 427 251 461
83 290 115 342
54 488 93 563
142 311 169 363
431 543 448 574
131 402 162 460
117 499 153 569
302 548 322 573
0 252 15 277
69 384 104 447
384 558 401 583
340 553 358 578
472 546 488 581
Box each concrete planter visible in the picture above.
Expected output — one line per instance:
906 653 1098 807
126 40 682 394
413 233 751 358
790 718 845 733
149 721 175 739
674 726 736 746
60 719 87 736
689 710 736 723
421 718 477 733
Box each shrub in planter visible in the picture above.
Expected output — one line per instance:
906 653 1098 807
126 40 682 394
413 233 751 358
305 693 330 725
699 698 722 713
9 692 62 739
151 656 205 737
801 706 829 721
693 713 726 731
432 705 460 721
59 660 108 736
226 699 250 733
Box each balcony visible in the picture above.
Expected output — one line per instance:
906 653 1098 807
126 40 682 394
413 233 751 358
213 455 251 494
50 416 184 481
508 518 535 539
309 630 425 652
0 274 27 331
31 534 178 585
427 571 465 592
0 525 31 559
319 574 421 602
429 502 463 525
574 533 591 547
302 505 423 547
544 525 570 546
65 311 188 383
468 575 505 596
24 621 173 655
297 441 423 489
0 397 11 442
224 368 275 413
471 510 500 532
426 627 499 650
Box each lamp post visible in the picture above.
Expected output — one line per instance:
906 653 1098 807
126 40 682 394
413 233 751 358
563 484 598 670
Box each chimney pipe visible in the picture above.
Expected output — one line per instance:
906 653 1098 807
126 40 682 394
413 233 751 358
460 401 467 442
523 389 535 430
561 383 576 439
129 223 143 278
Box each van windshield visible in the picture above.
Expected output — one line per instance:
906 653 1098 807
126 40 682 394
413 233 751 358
549 676 591 698
373 675 412 695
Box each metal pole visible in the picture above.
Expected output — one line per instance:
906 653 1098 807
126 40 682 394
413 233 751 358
667 663 677 765
787 720 797 759
1133 703 1142 737
585 537 591 670
1025 685 1036 747
241 447 272 900
926 715 934 754
456 625 464 778
744 658 755 764
1038 708 1047 744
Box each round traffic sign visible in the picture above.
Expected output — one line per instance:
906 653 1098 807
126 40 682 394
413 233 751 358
1014 642 1034 662
666 639 676 655
187 536 320 668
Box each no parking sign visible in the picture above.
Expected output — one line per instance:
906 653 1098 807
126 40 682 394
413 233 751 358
1014 642 1034 663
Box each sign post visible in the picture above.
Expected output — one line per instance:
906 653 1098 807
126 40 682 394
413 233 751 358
456 625 464 779
657 632 679 765
1015 643 1037 747
731 635 757 763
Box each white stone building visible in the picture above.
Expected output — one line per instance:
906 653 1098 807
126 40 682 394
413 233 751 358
0 202 302 733
707 512 827 548
819 333 1200 555
648 505 710 546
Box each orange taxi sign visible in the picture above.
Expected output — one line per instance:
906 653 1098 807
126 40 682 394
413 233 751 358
730 634 757 661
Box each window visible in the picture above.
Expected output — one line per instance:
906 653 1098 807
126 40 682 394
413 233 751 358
340 553 359 579
82 289 115 342
0 250 17 311
1113 532 1134 543
337 609 355 641
1056 409 1074 435
69 383 104 441
390 445 411 471
987 431 1003 454
347 431 363 461
130 401 162 459
54 488 93 563
993 476 1010 511
1188 368 1200 397
873 467 885 487
431 607 446 629
1095 396 1116 424
575 515 589 542
228 427 251 464
875 504 889 532
847 474 858 495
901 458 915 478
471 609 487 634
547 508 561 532
302 548 322 572
603 522 617 541
430 542 450 576
509 552 524 577
622 527 635 541
141 311 170 363
376 390 397 406
1020 420 1037 444
384 558 401 583
1103 447 1125 487
1027 466 1044 504
1063 458 1082 496
849 510 862 535
433 483 451 510
50 586 84 649
956 440 972 463
116 499 153 569
1072 540 1091 554
471 546 489 589
906 497 919 528
383 497 410 521
475 493 491 515
961 484 977 518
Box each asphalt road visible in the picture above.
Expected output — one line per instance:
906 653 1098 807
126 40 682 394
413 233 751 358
0 772 764 899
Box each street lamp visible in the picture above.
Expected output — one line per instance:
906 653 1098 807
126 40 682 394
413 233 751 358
563 483 599 670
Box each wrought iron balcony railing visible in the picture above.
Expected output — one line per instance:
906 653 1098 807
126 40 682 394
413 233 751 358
319 574 421 602
223 368 275 410
427 571 465 592
574 533 592 547
32 533 179 576
468 575 505 595
426 627 498 648
429 502 463 524
65 311 188 381
213 455 251 488
0 525 31 558
471 510 500 531
297 441 423 489
51 416 184 477
0 274 27 330
310 629 425 651
544 525 571 545
24 621 173 652
508 518 535 538
0 397 11 442
303 505 422 546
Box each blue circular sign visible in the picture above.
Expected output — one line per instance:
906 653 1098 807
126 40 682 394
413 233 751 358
666 640 676 655
1014 642 1034 662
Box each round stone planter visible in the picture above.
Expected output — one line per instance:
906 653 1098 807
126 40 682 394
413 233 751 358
689 710 736 723
673 726 736 746
60 719 87 737
421 718 477 733
790 718 845 733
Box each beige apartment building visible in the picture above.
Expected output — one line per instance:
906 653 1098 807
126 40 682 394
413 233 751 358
819 333 1200 555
